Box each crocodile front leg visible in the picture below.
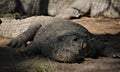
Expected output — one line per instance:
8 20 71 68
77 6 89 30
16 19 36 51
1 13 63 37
8 23 42 48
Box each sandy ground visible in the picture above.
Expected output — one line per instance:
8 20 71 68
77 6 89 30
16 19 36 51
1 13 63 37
0 17 120 72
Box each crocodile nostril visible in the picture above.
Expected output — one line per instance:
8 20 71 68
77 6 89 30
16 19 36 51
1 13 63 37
0 19 2 24
73 37 79 41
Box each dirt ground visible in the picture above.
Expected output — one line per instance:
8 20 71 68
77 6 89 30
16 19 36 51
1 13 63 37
0 17 120 72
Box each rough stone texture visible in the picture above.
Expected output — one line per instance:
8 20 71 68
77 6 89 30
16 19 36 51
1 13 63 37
0 0 120 18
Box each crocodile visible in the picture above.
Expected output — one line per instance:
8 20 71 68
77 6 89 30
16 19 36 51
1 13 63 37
1 16 119 62
0 0 120 19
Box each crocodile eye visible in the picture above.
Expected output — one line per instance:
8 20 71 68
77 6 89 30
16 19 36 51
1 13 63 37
57 36 64 41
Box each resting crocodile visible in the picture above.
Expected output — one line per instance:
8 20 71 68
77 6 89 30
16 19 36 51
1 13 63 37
1 16 119 62
0 0 120 19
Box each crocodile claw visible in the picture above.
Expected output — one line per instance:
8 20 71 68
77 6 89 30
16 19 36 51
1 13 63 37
7 38 23 48
103 47 120 58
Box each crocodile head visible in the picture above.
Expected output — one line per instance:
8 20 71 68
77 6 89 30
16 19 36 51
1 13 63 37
40 30 91 63
52 32 88 63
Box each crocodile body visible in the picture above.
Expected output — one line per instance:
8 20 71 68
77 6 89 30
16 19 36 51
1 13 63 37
0 0 120 18
0 16 51 38
2 16 119 63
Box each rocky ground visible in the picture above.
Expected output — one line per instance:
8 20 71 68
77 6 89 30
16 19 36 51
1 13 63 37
0 17 120 72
